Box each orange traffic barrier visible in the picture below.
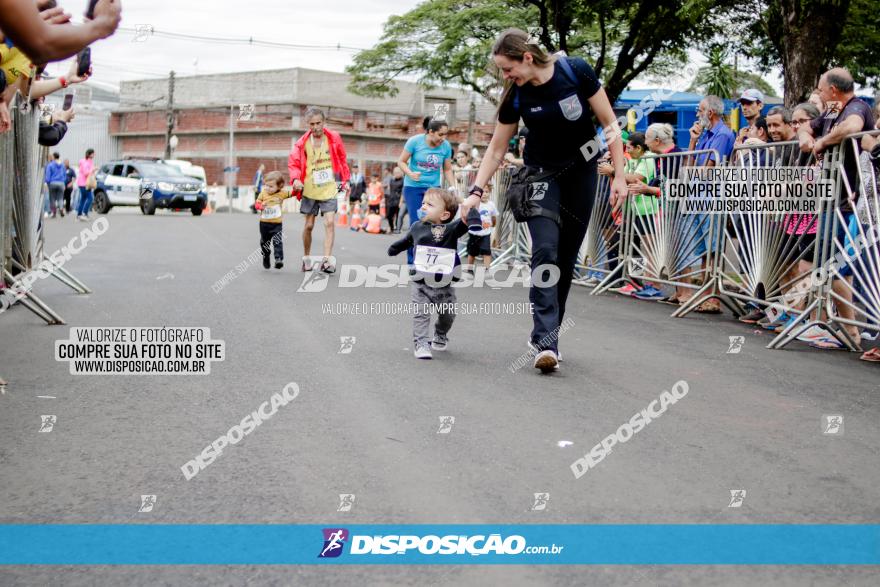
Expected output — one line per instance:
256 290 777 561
349 204 362 231
337 198 349 226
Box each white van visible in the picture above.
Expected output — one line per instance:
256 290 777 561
161 159 208 183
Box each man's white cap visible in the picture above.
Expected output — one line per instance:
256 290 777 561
739 89 764 103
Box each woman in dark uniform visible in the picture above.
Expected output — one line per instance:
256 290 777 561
463 28 627 373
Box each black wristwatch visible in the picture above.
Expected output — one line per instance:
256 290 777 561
468 185 484 198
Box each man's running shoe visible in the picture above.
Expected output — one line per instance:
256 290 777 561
320 257 336 274
431 333 448 351
275 261 283 270
414 344 433 360
528 339 562 362
633 285 665 300
301 257 313 272
533 349 559 373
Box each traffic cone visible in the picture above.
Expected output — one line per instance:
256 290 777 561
349 203 362 231
204 200 213 215
337 198 349 226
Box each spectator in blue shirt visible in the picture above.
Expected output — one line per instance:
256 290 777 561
680 95 735 313
688 95 735 166
44 151 67 217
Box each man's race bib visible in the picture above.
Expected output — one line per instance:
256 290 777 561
261 205 282 220
313 168 334 186
414 245 455 275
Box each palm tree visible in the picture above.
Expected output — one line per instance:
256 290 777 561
694 46 737 99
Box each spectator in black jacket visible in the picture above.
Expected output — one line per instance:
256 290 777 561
63 158 76 212
386 166 404 233
349 164 366 205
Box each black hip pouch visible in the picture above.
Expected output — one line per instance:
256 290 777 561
505 165 563 225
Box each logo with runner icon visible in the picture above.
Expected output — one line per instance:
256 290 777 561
318 528 349 558
39 415 56 433
529 182 549 201
728 489 746 508
138 495 156 513
337 494 356 512
727 336 745 354
822 414 844 435
531 492 550 511
297 269 331 293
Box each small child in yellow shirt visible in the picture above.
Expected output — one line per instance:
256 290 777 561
254 171 292 269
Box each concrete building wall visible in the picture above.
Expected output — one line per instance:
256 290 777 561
117 67 497 122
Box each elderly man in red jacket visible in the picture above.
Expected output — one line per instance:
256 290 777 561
288 107 351 273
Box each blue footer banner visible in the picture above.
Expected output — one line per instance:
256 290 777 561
0 525 878 565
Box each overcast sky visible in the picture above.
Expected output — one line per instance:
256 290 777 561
43 1 783 95
44 0 424 88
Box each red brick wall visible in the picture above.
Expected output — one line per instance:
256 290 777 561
112 106 495 183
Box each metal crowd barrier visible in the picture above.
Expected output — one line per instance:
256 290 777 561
0 104 12 278
593 149 732 314
715 140 823 325
572 173 623 289
445 136 879 356
805 129 880 351
1 94 91 325
766 138 859 350
449 166 530 268
830 131 880 343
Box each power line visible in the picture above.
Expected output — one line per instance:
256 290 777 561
116 26 367 52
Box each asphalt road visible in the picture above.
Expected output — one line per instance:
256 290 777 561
1 207 878 586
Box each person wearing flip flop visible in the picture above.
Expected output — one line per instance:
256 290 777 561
798 68 875 350
465 28 627 374
288 107 351 273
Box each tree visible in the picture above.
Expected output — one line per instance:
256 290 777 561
687 59 778 99
829 0 880 90
347 0 737 106
345 0 535 104
690 46 737 99
735 0 878 106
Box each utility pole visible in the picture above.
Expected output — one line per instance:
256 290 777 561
227 105 235 214
163 70 176 159
466 97 476 145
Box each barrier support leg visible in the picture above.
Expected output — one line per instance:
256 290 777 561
2 268 65 325
45 258 92 294
590 264 625 295
765 297 842 350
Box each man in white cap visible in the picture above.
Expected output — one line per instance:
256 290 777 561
735 88 765 146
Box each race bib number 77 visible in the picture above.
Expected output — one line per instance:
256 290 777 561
414 245 455 275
